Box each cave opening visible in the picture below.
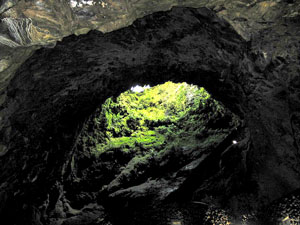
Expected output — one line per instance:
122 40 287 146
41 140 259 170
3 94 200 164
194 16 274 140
63 81 241 224
77 81 240 160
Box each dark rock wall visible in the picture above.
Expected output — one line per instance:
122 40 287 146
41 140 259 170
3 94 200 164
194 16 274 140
0 6 300 225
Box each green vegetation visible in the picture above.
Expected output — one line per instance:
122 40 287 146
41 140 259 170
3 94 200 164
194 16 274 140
76 81 240 191
79 82 239 160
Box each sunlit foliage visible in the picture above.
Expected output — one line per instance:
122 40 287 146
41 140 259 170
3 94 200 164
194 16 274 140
80 82 239 158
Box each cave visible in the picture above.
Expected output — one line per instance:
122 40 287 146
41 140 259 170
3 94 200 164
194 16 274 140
1 2 300 225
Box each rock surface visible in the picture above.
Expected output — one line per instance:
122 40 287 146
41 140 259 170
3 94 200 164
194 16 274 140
0 1 300 225
1 0 300 116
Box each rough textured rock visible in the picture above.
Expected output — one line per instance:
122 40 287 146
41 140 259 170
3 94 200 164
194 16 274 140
0 2 300 225
1 0 300 120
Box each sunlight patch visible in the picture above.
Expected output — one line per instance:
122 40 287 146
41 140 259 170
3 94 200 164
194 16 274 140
70 0 94 8
130 85 150 93
70 0 77 7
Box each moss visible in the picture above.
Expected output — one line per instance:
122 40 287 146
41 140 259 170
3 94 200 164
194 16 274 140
75 81 241 191
79 81 240 163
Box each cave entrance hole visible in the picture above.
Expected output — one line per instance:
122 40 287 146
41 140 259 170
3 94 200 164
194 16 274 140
79 81 239 158
72 81 240 202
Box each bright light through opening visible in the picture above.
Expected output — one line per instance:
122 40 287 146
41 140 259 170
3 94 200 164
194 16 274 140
70 0 94 8
130 85 150 93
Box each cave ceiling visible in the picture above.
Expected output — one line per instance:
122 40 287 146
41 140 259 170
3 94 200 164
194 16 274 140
0 0 300 95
